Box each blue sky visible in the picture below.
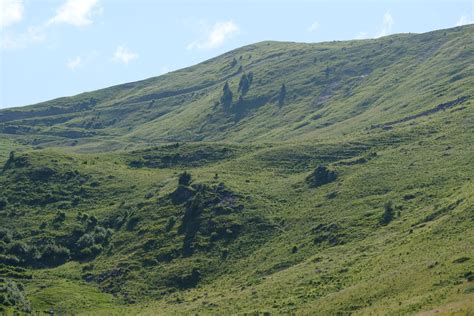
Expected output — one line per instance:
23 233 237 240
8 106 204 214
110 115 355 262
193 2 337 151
0 0 472 108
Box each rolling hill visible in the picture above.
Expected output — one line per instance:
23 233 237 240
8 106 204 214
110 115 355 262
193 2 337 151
0 24 473 315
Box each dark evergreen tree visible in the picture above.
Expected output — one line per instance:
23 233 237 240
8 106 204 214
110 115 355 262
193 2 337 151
220 82 233 108
380 201 395 225
238 73 250 95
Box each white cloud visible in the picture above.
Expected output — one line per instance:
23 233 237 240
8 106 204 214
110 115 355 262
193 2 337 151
307 21 319 32
1 24 46 49
66 56 82 70
159 66 170 74
2 0 102 50
376 12 394 38
354 32 368 40
48 0 101 27
1 0 24 28
113 46 138 64
187 21 239 50
455 15 473 26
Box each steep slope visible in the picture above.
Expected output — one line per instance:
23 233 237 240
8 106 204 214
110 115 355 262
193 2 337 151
0 25 473 315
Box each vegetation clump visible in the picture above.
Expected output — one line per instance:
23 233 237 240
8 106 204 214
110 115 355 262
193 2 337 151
306 165 337 187
0 280 31 313
380 201 395 225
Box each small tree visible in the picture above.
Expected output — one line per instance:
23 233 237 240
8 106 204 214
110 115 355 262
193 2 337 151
220 82 233 108
380 201 395 225
238 73 251 95
178 171 192 186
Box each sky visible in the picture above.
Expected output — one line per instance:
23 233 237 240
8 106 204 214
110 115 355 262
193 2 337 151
0 0 472 109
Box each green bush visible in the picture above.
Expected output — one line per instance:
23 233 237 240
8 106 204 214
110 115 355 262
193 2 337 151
380 201 395 225
178 171 192 186
165 216 176 232
7 242 28 258
54 211 66 223
306 165 337 187
0 254 20 265
0 229 12 243
40 243 70 266
76 234 95 249
0 280 31 313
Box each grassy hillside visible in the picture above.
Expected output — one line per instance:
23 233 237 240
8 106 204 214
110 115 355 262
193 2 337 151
0 25 473 315
1 25 472 148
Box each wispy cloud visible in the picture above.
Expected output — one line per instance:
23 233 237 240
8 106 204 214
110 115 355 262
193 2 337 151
113 46 138 64
354 32 368 40
0 25 46 49
1 0 102 50
48 0 102 27
159 66 170 74
66 56 82 70
376 12 394 38
307 21 319 33
187 21 239 50
1 0 24 28
455 15 473 26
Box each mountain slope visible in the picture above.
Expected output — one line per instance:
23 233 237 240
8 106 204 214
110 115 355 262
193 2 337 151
0 25 473 315
0 25 472 148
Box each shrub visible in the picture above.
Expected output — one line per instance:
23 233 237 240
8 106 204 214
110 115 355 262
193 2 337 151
54 211 66 223
178 171 192 186
87 215 98 228
0 229 12 243
0 241 7 253
92 226 111 244
0 199 6 210
76 234 95 249
165 216 176 232
292 245 298 253
306 165 337 187
79 244 102 259
0 280 31 312
127 216 140 231
40 243 70 266
7 242 29 258
380 201 395 225
0 254 20 265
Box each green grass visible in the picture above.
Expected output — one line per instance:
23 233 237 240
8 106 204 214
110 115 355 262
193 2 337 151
0 24 473 314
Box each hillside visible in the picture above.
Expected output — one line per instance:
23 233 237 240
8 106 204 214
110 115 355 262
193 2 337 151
0 25 473 315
